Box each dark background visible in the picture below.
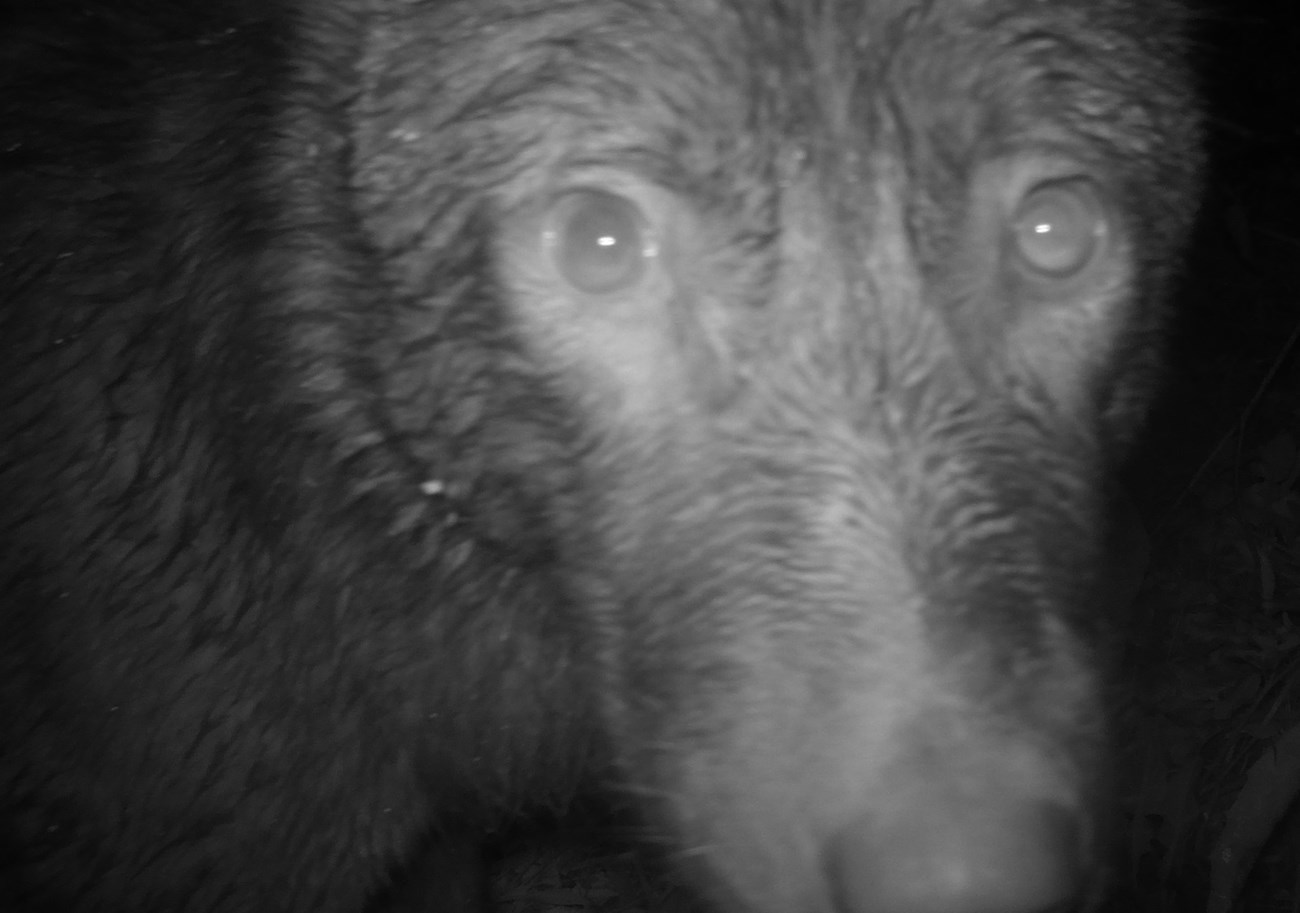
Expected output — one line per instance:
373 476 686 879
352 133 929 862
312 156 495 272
1107 0 1300 910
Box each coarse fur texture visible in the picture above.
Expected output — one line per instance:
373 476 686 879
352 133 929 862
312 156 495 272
0 0 1200 911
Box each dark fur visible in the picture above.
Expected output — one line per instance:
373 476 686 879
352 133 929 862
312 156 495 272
0 1 1200 911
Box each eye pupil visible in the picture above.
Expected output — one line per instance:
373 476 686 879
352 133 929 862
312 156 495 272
549 189 650 294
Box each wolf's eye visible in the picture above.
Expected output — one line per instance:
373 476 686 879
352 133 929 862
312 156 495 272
545 189 657 295
1011 179 1108 278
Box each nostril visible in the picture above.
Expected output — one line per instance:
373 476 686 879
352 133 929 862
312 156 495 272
827 797 1082 913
